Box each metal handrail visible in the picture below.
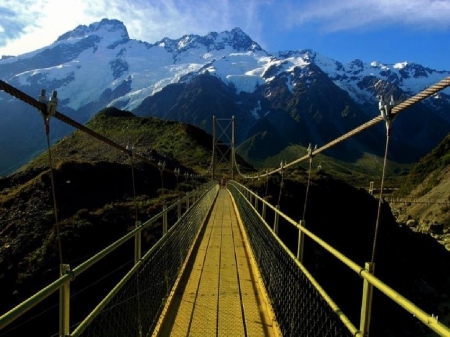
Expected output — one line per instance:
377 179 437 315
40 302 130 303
71 182 219 336
0 182 216 331
228 180 450 337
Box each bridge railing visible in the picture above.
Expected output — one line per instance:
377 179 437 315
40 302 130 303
0 182 219 336
228 181 450 337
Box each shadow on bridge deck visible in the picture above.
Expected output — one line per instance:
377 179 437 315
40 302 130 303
154 189 279 336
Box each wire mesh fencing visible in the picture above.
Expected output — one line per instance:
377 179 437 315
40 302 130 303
228 183 352 337
75 183 219 337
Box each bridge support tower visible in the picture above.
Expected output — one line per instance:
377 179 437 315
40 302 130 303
211 115 235 181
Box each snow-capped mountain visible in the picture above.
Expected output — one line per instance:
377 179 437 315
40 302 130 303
0 19 266 112
1 18 449 175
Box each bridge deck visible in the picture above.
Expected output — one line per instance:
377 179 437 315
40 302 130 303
155 189 277 336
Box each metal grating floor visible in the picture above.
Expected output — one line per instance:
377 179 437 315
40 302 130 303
156 189 277 336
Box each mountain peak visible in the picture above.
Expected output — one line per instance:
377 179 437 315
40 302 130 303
349 58 364 68
56 18 129 42
155 27 262 55
219 27 262 52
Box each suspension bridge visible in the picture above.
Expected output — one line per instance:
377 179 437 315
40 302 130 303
0 76 450 337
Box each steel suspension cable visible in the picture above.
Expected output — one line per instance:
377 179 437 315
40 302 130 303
0 79 196 178
302 154 313 221
0 79 47 112
128 149 139 222
391 76 450 115
370 126 391 264
264 170 269 198
43 117 64 265
277 165 285 207
2 75 449 181
235 75 450 180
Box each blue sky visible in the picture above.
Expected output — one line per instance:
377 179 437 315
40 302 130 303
0 0 449 70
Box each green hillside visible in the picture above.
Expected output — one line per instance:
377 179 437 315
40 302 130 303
393 133 450 240
0 107 246 332
237 141 412 189
397 132 450 196
23 107 214 174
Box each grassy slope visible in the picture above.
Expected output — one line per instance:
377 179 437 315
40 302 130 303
392 133 450 237
0 107 224 334
239 143 412 188
23 107 214 173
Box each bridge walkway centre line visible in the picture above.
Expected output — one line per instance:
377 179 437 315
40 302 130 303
155 188 279 336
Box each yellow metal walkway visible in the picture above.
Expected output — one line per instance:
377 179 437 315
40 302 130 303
155 189 278 336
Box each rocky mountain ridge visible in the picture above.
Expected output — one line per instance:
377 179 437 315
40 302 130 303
1 18 449 176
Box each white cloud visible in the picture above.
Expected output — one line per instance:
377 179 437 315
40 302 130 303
0 0 268 56
282 0 450 32
0 0 449 58
0 0 99 55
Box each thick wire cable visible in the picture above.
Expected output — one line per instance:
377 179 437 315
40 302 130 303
129 147 143 337
129 152 139 221
0 79 204 178
302 157 313 221
2 76 450 181
264 171 269 197
277 170 284 207
232 75 450 180
45 126 64 265
370 130 391 263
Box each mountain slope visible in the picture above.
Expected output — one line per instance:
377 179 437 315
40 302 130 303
393 133 450 243
132 73 255 143
1 18 449 176
246 168 450 337
0 107 449 336
22 107 214 174
0 107 250 335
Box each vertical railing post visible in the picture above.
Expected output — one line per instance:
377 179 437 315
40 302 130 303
134 221 142 264
297 220 305 263
274 205 280 235
59 264 70 337
254 194 258 211
177 198 182 220
360 262 375 336
262 199 267 220
186 194 190 209
163 205 168 235
369 181 374 195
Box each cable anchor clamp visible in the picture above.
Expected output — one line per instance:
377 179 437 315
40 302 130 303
126 142 134 158
307 143 317 159
378 95 396 134
39 89 58 132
